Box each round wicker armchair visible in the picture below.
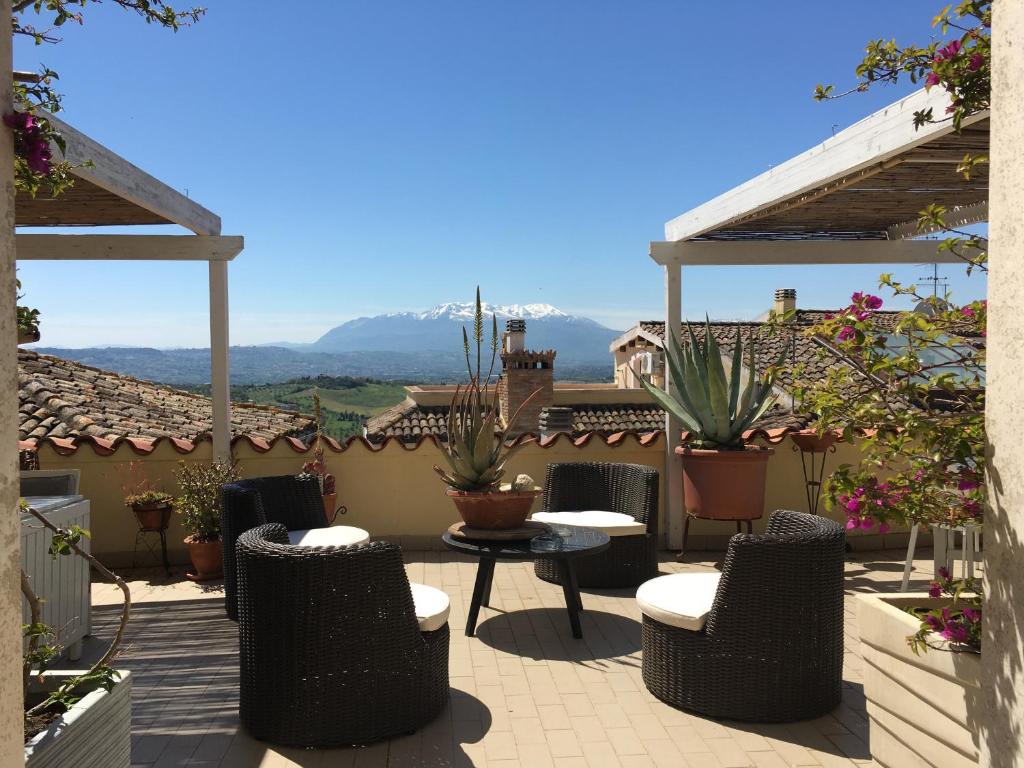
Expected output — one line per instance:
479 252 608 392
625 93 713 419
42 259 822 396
221 475 327 621
639 510 845 722
236 523 450 746
534 462 659 588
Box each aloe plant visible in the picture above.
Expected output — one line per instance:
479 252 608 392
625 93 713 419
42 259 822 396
635 319 785 450
433 288 535 491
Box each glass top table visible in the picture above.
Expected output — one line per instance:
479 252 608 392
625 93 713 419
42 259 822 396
442 524 610 639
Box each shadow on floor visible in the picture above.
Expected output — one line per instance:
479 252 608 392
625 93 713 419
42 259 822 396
474 606 642 666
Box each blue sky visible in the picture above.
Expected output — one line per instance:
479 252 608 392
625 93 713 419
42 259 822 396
15 0 986 347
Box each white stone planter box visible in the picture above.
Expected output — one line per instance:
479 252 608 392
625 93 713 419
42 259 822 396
858 594 980 768
24 670 131 768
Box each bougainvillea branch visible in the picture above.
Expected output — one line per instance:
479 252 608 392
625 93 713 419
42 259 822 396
7 0 206 196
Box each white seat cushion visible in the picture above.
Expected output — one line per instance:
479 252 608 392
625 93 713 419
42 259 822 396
636 572 722 632
410 583 450 632
531 510 646 537
286 526 370 547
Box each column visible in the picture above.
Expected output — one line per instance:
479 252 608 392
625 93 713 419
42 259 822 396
664 262 684 551
0 1 25 761
982 2 1024 765
209 260 232 462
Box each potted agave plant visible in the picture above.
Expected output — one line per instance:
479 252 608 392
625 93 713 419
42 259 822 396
635 320 783 523
434 289 540 530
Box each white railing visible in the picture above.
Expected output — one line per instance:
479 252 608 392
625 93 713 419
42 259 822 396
21 497 92 661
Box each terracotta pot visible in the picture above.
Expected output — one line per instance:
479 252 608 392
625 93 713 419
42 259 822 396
322 492 337 523
790 429 839 453
446 488 542 530
676 445 773 521
184 536 223 581
130 502 172 532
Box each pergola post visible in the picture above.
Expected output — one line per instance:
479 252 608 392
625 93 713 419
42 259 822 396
663 262 684 550
0 1 23 762
208 260 232 462
981 3 1024 764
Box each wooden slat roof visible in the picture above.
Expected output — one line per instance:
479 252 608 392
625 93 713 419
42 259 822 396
665 89 990 242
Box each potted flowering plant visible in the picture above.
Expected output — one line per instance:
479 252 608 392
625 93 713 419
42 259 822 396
634 319 784 524
434 289 540 530
299 391 339 523
806 4 990 764
117 460 174 532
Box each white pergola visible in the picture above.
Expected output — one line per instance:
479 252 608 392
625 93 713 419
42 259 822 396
653 87 989 549
15 111 242 461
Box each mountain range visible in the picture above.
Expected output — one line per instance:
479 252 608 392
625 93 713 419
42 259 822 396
33 303 621 386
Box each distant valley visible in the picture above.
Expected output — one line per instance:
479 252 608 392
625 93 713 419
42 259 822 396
34 302 621 386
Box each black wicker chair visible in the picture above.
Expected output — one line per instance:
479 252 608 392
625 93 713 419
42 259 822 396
534 462 659 588
639 510 845 722
221 475 327 621
236 523 450 746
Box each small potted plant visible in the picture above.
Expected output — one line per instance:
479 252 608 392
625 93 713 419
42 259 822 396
300 391 339 523
174 459 238 581
116 460 174 531
16 277 41 345
635 319 784 523
434 288 541 530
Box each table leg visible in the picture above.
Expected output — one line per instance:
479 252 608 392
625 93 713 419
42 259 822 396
558 559 583 639
481 559 495 607
466 557 495 637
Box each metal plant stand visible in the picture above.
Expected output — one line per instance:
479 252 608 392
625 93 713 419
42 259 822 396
133 525 170 575
790 431 839 516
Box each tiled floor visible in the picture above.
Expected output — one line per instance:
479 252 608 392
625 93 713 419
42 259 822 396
87 549 949 767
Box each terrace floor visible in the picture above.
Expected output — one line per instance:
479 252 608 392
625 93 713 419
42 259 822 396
87 549 952 768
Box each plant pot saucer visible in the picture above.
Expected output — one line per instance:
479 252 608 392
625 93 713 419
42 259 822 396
448 520 551 542
184 570 222 583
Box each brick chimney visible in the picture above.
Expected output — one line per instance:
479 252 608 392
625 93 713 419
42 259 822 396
499 319 555 436
773 288 797 317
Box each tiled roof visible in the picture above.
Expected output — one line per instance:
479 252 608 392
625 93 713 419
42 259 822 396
18 350 314 446
364 398 810 444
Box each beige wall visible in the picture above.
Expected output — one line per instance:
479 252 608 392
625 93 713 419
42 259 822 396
36 433 909 566
0 2 22 762
982 3 1024 765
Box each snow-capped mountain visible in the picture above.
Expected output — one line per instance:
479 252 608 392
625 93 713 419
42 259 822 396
311 302 617 362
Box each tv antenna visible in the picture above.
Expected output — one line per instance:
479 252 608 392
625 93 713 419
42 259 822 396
918 263 949 298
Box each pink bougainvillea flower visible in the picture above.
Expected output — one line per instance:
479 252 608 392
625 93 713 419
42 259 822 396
860 517 874 530
878 522 890 535
969 53 984 71
925 613 943 630
837 326 855 342
925 71 942 87
845 498 860 513
958 478 980 491
928 582 943 598
941 40 962 59
963 607 981 623
942 622 970 644
962 306 975 317
938 566 950 581
863 295 883 310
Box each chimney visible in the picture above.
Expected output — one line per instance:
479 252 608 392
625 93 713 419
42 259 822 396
773 288 797 317
499 319 555 436
539 406 574 441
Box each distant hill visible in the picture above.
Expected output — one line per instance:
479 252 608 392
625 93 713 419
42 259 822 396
310 302 618 362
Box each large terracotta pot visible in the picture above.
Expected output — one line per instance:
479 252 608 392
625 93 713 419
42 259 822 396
184 536 223 581
446 488 542 530
676 445 773 520
129 502 172 532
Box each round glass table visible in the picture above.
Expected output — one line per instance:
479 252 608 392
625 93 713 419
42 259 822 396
442 525 610 639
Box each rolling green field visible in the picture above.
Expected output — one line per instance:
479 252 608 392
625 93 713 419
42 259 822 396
190 376 409 441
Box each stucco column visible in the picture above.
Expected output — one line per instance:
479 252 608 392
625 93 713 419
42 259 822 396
663 262 683 551
981 3 1024 766
0 0 23 763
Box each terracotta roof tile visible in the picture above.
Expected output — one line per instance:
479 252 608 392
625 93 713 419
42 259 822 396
18 350 314 446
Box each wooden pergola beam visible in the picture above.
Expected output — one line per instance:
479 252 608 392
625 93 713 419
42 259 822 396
15 234 244 261
45 112 221 236
649 238 983 267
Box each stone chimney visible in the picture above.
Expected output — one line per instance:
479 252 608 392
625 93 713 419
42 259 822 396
499 319 555 436
773 288 797 317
